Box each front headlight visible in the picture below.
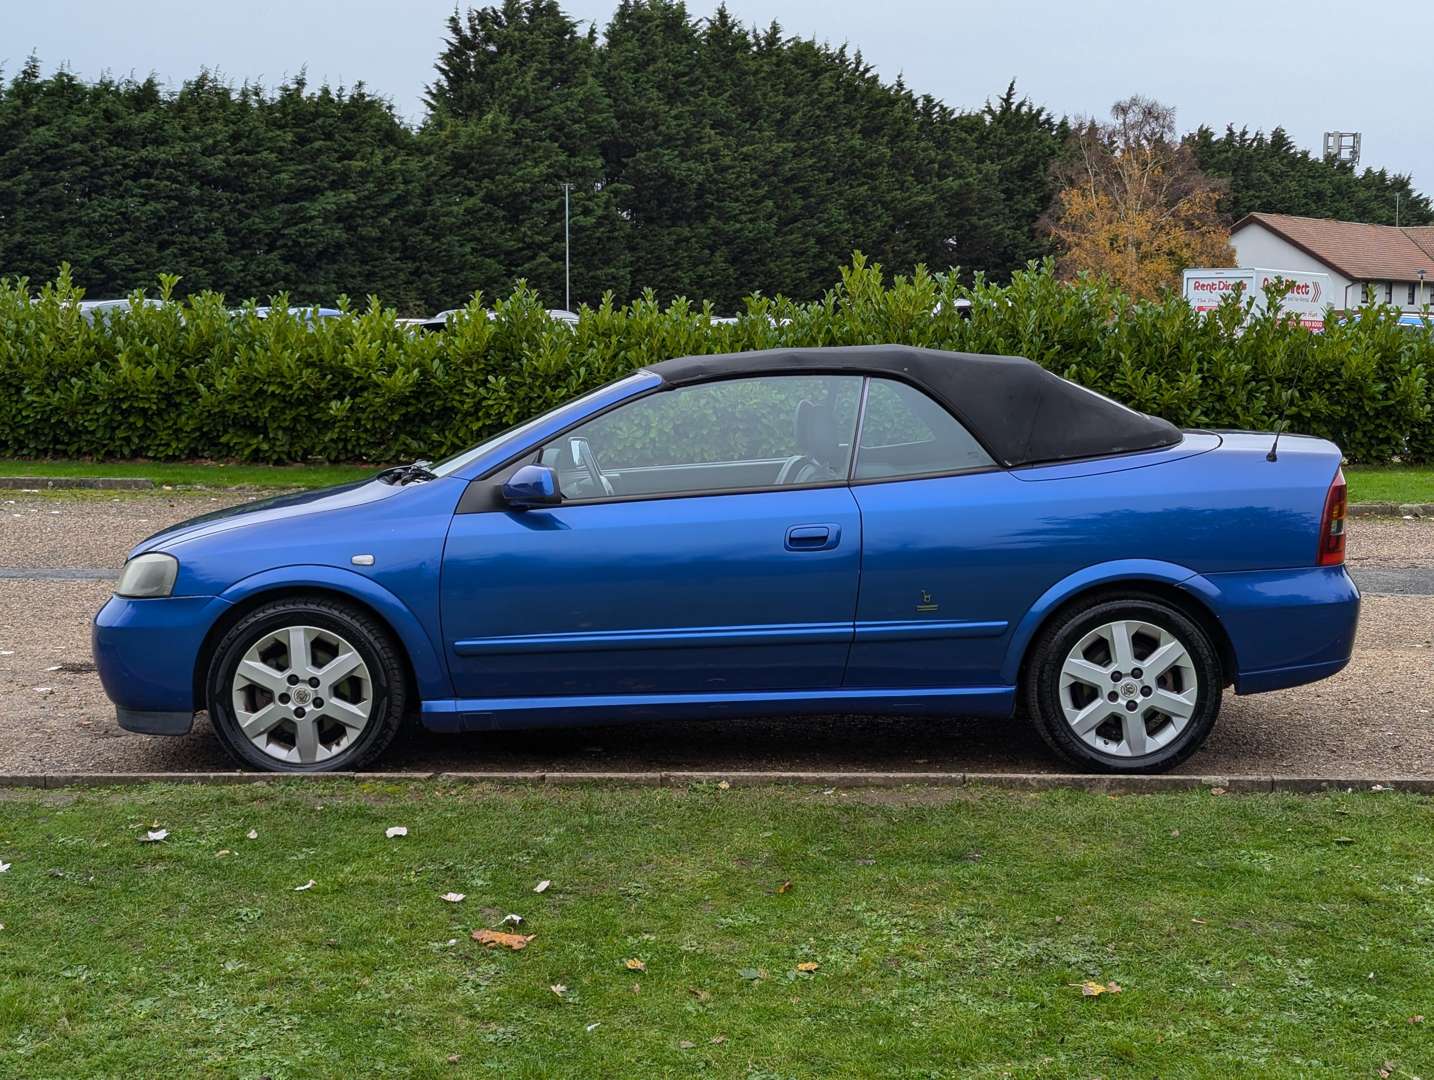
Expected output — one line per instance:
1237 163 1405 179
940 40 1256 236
115 553 179 598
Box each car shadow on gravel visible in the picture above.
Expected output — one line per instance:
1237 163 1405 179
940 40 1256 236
116 710 1065 775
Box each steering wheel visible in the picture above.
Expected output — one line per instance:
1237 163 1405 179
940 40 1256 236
569 436 614 497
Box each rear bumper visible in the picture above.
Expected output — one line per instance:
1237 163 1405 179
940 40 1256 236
1184 565 1360 694
92 593 232 733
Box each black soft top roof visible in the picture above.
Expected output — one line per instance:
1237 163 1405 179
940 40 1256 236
645 345 1181 469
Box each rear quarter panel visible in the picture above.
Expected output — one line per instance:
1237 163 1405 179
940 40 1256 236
847 433 1343 689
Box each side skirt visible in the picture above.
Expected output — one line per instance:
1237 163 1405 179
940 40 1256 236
420 686 1017 733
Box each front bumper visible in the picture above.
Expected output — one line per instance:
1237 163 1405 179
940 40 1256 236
92 593 233 735
1185 564 1360 694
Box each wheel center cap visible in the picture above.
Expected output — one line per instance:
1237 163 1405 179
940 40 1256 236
1119 680 1139 699
292 687 312 705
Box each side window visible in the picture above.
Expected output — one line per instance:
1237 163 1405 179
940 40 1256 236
540 374 863 500
853 378 994 481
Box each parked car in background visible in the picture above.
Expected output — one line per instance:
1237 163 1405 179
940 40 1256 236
93 345 1357 774
247 305 344 322
409 308 579 332
73 298 165 323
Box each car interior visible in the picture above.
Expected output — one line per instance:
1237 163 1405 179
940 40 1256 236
537 375 995 501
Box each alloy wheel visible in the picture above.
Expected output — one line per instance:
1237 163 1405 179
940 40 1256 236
230 624 373 765
1057 619 1199 758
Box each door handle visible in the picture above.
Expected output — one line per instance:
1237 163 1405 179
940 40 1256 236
785 524 840 551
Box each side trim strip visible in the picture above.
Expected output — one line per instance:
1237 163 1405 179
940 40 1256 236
853 619 1008 641
452 622 853 656
454 618 1010 656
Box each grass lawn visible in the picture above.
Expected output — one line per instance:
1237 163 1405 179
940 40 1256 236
1344 465 1434 505
0 783 1430 1078
0 459 378 490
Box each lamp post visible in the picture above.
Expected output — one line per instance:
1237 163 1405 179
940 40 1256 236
561 182 573 312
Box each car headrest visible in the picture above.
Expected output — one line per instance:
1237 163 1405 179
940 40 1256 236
794 399 840 466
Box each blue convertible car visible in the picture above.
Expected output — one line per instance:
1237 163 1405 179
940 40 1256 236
93 346 1358 773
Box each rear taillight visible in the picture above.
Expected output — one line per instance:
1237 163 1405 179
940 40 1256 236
1317 468 1347 566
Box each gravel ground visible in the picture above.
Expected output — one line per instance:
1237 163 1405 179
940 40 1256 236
0 493 1430 776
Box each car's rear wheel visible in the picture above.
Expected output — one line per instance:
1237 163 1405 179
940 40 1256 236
206 596 407 772
1024 594 1221 773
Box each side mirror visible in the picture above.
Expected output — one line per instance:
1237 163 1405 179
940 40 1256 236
502 464 561 509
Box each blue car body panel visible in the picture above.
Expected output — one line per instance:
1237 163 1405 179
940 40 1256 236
440 486 862 702
92 361 1358 744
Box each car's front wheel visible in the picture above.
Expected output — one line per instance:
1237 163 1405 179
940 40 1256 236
1024 594 1222 773
206 596 408 772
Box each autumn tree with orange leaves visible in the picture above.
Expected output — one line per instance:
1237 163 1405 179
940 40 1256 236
1047 96 1234 299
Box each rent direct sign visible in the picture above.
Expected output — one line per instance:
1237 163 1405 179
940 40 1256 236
1182 267 1330 330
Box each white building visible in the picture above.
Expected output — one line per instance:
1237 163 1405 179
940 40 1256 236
1230 212 1434 311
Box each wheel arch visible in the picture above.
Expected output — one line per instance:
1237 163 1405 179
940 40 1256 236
1003 561 1237 690
192 568 447 712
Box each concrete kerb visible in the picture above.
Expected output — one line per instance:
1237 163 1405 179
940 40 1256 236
0 770 1426 793
1348 501 1431 517
0 476 154 491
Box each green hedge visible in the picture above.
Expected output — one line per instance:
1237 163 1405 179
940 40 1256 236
1 257 1429 465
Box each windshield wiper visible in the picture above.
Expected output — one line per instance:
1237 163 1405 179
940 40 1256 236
377 459 437 485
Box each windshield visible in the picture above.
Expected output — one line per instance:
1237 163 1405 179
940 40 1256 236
429 373 653 478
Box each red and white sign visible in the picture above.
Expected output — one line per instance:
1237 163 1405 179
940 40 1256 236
1182 267 1330 330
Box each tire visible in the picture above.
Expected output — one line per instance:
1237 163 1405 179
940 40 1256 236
1023 593 1222 774
206 595 408 772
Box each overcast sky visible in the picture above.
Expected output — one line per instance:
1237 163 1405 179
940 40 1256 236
7 0 1433 194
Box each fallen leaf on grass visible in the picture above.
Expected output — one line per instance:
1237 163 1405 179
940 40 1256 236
1169 829 1181 838
1334 836 1356 845
738 968 765 981
710 1035 727 1045
385 826 408 839
139 829 168 843
624 957 646 972
1208 787 1227 797
550 984 567 996
0 861 10 873
294 880 316 892
440 892 466 903
679 1040 695 1049
1191 918 1207 925
447 1053 461 1063
1074 980 1122 997
585 1023 600 1033
216 849 231 857
472 928 534 950
796 962 819 972
776 880 792 894
689 987 712 1002
500 913 524 926
1410 1015 1425 1024
534 879 551 893
246 829 258 841
717 780 731 790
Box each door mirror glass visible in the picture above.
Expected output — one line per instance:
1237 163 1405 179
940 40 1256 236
502 464 562 509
